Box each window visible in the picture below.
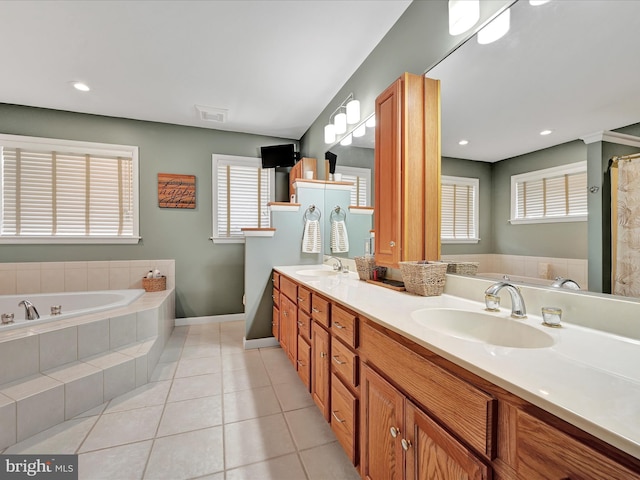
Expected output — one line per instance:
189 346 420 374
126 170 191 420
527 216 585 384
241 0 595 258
212 154 274 242
441 175 479 243
510 161 587 224
0 133 139 244
334 166 371 206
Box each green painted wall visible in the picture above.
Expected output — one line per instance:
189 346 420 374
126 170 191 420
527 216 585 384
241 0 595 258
0 103 294 318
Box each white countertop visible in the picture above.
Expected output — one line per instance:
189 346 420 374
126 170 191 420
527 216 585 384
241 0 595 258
275 265 640 460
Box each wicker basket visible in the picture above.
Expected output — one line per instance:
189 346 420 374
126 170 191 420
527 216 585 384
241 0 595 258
142 276 166 292
399 261 448 296
354 256 376 281
446 262 479 276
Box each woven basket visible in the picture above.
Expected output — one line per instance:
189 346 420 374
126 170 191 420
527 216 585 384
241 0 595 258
446 262 479 276
142 276 166 292
399 261 448 296
354 256 376 281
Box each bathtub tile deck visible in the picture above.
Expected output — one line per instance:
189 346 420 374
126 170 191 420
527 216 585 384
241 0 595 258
1 321 360 480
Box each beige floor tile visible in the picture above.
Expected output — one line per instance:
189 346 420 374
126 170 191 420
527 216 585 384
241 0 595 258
174 355 222 378
184 332 221 347
157 395 222 437
78 440 152 480
222 363 271 393
219 320 245 333
225 453 307 480
221 350 264 372
149 361 177 382
299 441 360 480
5 416 98 454
167 373 222 403
79 405 163 453
143 426 224 480
272 379 315 412
285 406 336 450
181 344 221 360
223 385 281 424
224 414 295 470
105 380 171 413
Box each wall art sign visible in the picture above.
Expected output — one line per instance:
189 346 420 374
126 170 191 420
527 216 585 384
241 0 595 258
158 173 196 209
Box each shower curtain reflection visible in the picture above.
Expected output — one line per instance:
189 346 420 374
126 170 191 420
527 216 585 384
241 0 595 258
612 153 640 296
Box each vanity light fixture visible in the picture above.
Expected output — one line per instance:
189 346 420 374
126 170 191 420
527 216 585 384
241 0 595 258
448 0 479 36
72 81 90 92
477 8 510 44
459 139 469 145
324 93 361 143
340 133 353 146
540 129 553 136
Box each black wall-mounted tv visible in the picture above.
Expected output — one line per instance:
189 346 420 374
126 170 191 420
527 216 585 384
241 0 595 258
260 144 296 169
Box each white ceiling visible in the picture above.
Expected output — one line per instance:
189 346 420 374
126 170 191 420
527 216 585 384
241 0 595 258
0 0 411 140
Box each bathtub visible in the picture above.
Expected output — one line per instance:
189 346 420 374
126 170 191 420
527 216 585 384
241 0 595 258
0 289 146 331
476 272 556 287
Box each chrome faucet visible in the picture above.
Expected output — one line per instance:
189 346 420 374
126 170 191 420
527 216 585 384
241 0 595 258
327 256 344 272
18 300 40 320
551 277 580 290
484 282 527 319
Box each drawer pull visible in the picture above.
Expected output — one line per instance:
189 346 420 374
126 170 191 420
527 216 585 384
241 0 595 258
390 241 396 247
297 296 305 302
390 426 400 438
401 438 412 451
283 311 288 317
332 355 346 365
297 321 303 326
312 307 320 313
272 295 276 300
331 411 346 423
320 351 327 358
333 322 345 329
297 360 305 367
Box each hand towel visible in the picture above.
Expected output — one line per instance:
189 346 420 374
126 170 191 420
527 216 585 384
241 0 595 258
302 219 322 253
330 219 349 253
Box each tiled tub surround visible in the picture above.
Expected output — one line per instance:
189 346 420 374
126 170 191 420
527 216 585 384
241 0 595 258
0 288 175 449
277 265 640 460
0 259 175 295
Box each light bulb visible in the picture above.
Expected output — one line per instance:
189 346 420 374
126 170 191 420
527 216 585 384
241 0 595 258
365 115 376 128
324 124 336 144
340 134 353 146
72 82 90 92
448 0 479 36
346 99 360 124
478 8 510 45
353 124 366 138
334 112 347 135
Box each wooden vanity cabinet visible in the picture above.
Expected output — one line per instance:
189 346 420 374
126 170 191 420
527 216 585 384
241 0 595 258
374 72 441 268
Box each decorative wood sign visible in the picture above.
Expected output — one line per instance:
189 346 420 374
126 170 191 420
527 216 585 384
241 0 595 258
158 173 196 209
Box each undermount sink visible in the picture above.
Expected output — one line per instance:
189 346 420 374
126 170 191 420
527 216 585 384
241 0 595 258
410 308 555 349
295 267 338 277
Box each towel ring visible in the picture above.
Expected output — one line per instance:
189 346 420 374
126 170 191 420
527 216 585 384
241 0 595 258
330 205 346 222
304 204 321 221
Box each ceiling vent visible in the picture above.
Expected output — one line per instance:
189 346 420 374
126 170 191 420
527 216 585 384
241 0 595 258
195 105 228 123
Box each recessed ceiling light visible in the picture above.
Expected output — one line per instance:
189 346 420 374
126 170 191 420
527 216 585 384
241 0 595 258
458 139 469 145
529 0 550 6
72 82 90 92
540 129 552 136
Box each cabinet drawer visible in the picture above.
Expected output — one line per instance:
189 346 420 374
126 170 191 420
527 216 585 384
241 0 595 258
297 285 312 314
280 276 298 303
272 288 279 309
297 310 311 342
331 373 358 465
297 336 311 391
516 410 640 480
331 304 358 348
360 320 496 459
331 338 358 388
311 293 331 327
272 271 280 289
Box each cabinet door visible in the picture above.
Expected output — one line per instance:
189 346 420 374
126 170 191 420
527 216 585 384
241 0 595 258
405 400 490 480
374 78 402 267
272 305 280 341
280 295 297 365
296 336 311 391
311 322 331 421
361 363 404 480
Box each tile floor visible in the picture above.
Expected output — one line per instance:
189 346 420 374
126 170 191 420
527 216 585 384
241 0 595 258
1 321 361 480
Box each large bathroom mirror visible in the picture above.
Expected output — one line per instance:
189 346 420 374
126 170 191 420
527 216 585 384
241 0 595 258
330 0 640 296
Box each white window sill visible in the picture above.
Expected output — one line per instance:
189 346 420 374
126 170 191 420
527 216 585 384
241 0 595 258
0 236 141 245
509 215 587 225
441 238 480 244
210 237 245 244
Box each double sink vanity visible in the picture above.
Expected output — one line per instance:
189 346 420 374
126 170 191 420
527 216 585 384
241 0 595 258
272 264 640 479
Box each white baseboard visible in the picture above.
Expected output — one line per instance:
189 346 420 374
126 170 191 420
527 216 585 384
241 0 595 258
175 313 245 326
243 336 280 350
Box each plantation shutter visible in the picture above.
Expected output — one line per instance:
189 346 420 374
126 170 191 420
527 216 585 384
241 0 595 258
335 166 371 207
441 176 478 241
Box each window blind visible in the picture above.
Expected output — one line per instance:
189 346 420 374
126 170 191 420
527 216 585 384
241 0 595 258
441 176 479 241
512 162 587 223
214 156 272 238
1 139 136 241
335 166 371 206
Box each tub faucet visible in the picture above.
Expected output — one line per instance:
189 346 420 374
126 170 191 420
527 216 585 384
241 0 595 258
484 282 527 319
551 277 580 290
18 300 40 320
327 256 344 272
